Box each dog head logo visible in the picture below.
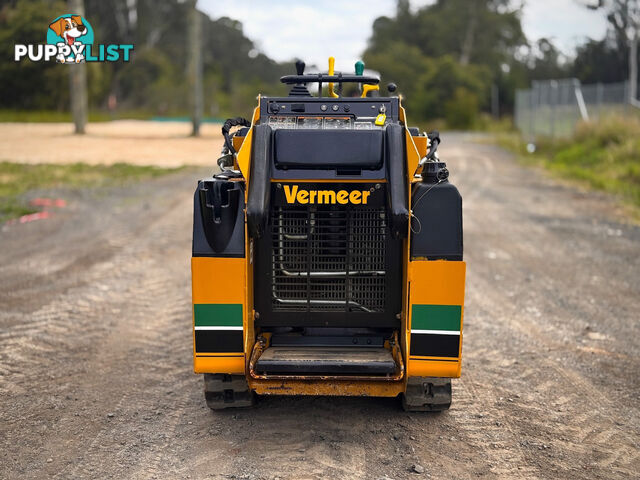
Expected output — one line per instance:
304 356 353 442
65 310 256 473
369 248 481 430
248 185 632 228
47 14 94 63
14 15 132 63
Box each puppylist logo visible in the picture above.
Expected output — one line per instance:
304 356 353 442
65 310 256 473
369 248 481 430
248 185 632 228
14 14 133 63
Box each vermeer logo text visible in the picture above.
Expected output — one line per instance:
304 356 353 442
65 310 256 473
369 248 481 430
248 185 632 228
283 185 371 205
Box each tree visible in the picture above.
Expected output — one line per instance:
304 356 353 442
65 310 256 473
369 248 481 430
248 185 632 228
0 0 69 109
364 0 525 123
585 0 640 103
527 38 570 80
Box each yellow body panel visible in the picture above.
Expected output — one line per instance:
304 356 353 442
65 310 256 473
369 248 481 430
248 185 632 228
250 378 406 397
191 257 245 304
398 101 422 180
232 135 244 152
405 130 421 181
192 257 247 374
195 355 245 374
408 260 466 305
235 104 260 181
243 227 256 373
412 135 427 158
406 358 460 377
406 260 466 378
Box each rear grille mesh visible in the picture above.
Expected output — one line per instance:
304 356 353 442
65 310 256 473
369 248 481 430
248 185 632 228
270 206 387 312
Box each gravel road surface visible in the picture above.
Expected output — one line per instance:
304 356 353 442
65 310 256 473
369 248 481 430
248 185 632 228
0 121 223 166
1 135 638 479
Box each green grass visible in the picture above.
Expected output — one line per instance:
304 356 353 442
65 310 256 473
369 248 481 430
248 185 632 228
0 110 153 123
0 162 184 222
494 114 640 217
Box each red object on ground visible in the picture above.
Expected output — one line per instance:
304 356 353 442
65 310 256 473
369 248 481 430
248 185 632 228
30 198 67 208
5 198 66 225
5 211 52 225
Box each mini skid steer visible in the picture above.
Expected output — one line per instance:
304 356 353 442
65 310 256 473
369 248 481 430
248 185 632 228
191 58 465 411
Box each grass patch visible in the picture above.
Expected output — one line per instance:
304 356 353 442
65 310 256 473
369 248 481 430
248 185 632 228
0 110 153 123
0 162 184 222
494 115 640 215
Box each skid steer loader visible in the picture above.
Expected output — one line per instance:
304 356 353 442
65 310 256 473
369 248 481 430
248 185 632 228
191 58 465 411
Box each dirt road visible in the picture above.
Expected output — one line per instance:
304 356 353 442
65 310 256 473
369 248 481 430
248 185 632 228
1 135 638 479
0 121 223 166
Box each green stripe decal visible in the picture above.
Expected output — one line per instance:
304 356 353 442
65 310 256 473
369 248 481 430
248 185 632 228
194 304 243 327
411 305 461 331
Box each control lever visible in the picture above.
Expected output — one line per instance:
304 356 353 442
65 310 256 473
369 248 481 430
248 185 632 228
328 57 339 98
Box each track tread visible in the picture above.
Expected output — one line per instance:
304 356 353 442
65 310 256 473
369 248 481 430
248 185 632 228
204 374 255 410
402 376 452 412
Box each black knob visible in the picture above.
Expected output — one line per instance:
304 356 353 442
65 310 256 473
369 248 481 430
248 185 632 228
387 82 397 93
295 60 305 75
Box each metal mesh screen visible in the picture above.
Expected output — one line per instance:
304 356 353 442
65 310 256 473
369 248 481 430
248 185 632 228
270 206 387 313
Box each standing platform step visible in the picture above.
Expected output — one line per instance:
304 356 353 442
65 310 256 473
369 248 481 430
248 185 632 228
255 346 397 375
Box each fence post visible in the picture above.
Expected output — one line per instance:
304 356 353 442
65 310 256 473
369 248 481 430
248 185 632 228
530 81 537 142
573 79 589 122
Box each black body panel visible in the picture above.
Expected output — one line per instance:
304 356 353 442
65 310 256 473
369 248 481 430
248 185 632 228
274 129 384 169
260 96 399 121
255 346 397 374
410 334 460 358
385 124 409 239
192 177 245 257
410 180 463 260
260 96 398 180
195 330 243 353
246 124 273 238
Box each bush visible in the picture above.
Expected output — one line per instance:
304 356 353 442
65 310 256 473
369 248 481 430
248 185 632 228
497 114 640 212
445 88 479 129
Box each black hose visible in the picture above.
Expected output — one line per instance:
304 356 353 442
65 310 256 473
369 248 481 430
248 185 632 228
222 117 251 154
426 130 440 161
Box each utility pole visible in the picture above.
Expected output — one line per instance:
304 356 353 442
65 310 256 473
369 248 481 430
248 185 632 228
69 0 88 134
188 0 203 136
630 27 638 105
491 83 499 119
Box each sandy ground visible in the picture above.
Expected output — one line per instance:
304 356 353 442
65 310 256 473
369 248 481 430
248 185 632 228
0 134 639 479
0 121 224 167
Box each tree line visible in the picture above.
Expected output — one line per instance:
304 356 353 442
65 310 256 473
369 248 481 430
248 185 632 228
364 0 638 127
0 0 288 118
0 0 635 127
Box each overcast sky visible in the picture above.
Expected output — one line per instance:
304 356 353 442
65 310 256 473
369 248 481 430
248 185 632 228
198 0 608 72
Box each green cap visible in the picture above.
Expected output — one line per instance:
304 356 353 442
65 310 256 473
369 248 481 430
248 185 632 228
355 60 364 76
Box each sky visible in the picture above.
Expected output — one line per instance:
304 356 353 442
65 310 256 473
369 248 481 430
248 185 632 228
198 0 608 72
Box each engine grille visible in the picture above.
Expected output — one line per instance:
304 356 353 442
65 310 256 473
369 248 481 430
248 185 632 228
270 206 387 313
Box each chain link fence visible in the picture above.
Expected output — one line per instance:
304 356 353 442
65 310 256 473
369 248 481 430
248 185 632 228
515 79 639 139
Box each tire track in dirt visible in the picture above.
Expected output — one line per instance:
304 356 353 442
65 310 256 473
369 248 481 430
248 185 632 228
2 137 639 479
450 137 640 479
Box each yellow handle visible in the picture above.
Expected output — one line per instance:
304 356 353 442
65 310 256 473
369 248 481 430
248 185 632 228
328 56 339 98
361 84 380 98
